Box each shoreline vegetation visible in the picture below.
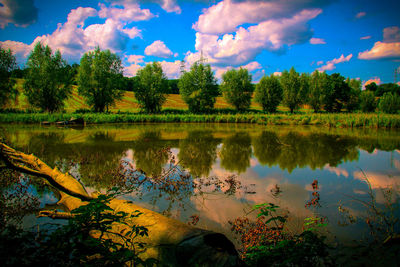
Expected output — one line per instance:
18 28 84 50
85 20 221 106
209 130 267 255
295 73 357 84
1 111 400 128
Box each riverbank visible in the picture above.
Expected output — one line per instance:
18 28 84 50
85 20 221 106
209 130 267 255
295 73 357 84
1 112 400 128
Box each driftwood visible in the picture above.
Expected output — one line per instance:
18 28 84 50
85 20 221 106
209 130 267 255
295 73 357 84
0 142 243 266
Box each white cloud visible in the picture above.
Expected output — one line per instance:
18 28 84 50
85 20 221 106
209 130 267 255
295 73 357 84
127 54 145 64
360 35 371 40
193 9 322 66
355 11 366 19
317 54 352 71
0 0 38 28
362 77 381 89
310 37 326 44
193 0 330 35
358 27 400 60
145 40 174 58
0 40 32 63
98 2 155 22
0 5 145 62
160 60 181 79
125 63 143 77
106 0 181 14
273 71 282 76
242 61 262 71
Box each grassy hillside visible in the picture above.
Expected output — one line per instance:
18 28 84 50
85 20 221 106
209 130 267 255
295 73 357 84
8 79 289 113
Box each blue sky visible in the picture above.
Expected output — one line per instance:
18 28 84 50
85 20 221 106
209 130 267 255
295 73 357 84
0 0 399 85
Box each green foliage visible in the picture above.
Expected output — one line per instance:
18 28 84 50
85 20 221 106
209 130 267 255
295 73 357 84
24 42 72 112
178 62 218 113
308 71 327 112
346 78 361 112
244 203 333 267
365 82 378 93
254 74 283 113
220 68 253 111
360 90 377 112
375 83 400 97
0 190 154 266
0 46 18 109
78 47 124 112
379 92 400 114
281 67 303 113
323 73 351 112
135 62 168 113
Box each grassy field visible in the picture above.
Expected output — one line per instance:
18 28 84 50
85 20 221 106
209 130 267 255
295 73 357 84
8 79 291 113
3 79 400 128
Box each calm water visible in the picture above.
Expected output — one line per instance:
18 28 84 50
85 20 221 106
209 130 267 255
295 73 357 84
2 123 400 244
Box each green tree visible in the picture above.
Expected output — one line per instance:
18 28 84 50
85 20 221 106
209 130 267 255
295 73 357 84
254 74 282 113
323 73 350 112
24 42 72 112
360 90 376 112
346 78 361 112
178 62 218 113
308 71 327 112
135 62 168 113
281 67 302 113
376 83 400 97
365 82 378 94
220 68 253 111
78 47 124 112
379 92 400 114
0 46 17 109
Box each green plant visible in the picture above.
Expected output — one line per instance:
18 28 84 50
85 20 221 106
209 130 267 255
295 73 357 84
24 42 73 112
254 74 283 113
379 92 400 114
220 68 253 111
0 189 155 266
360 90 377 112
135 62 168 113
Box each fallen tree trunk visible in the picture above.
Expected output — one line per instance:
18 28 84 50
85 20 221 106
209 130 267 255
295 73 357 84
0 142 243 266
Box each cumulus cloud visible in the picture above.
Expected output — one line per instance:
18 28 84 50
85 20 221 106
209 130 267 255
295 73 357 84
363 77 381 89
353 171 400 190
99 2 155 22
193 9 321 66
193 0 331 35
127 54 145 64
358 26 400 60
0 0 38 28
160 60 181 79
0 40 31 63
1 5 145 62
106 0 181 14
242 61 262 71
310 37 326 44
355 11 366 19
317 54 352 71
145 40 174 58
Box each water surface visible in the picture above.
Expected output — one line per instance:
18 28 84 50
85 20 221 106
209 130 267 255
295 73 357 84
2 123 400 244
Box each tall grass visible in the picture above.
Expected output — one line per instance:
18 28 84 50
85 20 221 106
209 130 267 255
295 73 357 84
1 112 400 128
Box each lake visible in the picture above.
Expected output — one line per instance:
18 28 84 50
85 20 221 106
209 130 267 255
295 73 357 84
2 123 400 246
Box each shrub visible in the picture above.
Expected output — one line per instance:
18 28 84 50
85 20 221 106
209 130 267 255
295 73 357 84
360 90 377 112
254 74 283 113
379 92 400 114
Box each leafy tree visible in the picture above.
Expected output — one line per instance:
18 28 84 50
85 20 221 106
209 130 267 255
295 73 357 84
178 62 218 113
365 82 378 93
135 62 168 113
299 72 310 105
360 90 377 112
281 67 302 113
308 71 327 112
254 74 282 113
376 83 400 97
24 42 72 112
345 78 361 112
379 92 400 114
0 46 18 108
323 73 350 112
167 79 179 94
78 47 124 112
220 68 253 111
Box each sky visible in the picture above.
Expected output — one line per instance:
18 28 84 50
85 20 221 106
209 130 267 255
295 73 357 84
0 0 399 85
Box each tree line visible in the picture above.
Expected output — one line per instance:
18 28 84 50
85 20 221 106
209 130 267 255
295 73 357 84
1 43 400 114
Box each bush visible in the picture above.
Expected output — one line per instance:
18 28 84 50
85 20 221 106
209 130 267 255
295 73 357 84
360 90 377 112
254 74 282 113
379 92 400 114
220 68 252 111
